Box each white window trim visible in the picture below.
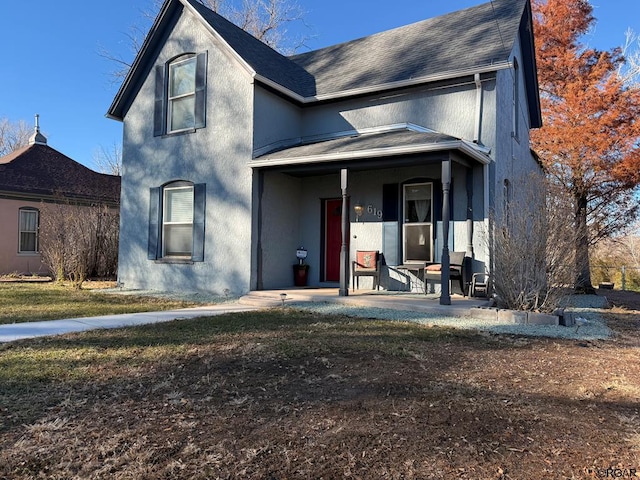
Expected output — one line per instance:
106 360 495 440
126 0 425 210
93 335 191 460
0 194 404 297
167 55 197 134
18 208 39 254
162 184 194 258
402 182 434 264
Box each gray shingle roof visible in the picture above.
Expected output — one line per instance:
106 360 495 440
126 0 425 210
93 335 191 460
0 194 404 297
109 0 531 117
257 130 460 161
186 0 526 99
250 127 493 168
182 0 314 95
289 0 525 97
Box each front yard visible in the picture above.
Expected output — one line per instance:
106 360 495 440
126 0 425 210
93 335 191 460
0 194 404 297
1 289 639 478
0 281 198 324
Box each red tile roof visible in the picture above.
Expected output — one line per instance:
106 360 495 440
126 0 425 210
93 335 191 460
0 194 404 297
0 143 120 205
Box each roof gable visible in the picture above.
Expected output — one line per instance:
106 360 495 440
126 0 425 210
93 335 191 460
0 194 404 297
108 0 537 121
0 144 121 204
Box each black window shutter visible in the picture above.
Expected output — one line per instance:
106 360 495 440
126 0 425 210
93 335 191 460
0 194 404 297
382 183 399 221
192 183 206 262
148 187 161 259
194 52 207 129
153 65 165 137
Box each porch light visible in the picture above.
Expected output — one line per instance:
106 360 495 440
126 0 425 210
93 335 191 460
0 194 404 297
354 203 364 220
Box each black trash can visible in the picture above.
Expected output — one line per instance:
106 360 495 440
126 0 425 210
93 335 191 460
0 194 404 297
293 264 309 287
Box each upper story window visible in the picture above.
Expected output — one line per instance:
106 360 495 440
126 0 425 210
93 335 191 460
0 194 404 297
154 52 207 136
18 208 39 254
168 56 197 132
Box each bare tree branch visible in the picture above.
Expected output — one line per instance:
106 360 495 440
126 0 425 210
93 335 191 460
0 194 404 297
103 0 310 82
92 142 123 176
618 28 640 86
0 118 31 156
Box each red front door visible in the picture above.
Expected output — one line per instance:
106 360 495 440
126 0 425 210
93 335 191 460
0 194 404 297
324 198 343 282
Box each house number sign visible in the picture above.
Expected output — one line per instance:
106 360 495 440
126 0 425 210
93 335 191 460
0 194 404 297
367 205 383 219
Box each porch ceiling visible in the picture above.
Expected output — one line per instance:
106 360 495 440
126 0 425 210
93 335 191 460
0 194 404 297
251 128 491 175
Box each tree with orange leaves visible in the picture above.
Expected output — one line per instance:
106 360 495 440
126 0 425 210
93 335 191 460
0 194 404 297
531 0 640 293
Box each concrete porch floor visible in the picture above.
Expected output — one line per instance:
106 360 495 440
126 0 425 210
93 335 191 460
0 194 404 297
240 288 491 317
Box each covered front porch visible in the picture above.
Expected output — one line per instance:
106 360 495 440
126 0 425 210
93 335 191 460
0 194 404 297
250 125 492 305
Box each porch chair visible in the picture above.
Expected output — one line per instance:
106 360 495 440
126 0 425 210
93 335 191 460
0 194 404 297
352 250 381 290
424 251 468 296
470 272 491 298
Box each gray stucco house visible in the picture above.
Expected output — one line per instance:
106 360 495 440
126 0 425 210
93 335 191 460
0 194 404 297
107 0 541 302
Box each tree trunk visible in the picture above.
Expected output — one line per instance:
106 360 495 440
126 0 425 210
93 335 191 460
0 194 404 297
574 192 595 293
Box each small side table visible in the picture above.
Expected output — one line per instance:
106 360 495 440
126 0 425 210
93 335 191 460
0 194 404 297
396 264 427 293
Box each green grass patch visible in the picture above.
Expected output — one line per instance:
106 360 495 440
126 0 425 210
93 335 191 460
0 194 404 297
0 282 198 324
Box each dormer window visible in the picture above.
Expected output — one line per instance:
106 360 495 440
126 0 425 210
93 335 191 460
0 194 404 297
154 52 207 136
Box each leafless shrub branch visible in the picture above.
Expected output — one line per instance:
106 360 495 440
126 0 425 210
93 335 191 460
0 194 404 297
39 200 119 288
489 174 578 312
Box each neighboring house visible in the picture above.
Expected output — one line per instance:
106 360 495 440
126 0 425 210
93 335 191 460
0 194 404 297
0 118 121 276
108 0 542 301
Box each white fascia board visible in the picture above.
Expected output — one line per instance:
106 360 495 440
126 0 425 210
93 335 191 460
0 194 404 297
254 74 306 103
461 139 492 156
254 61 511 105
250 140 491 169
458 142 493 164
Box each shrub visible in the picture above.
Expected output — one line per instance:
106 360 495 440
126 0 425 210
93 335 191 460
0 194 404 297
39 201 119 289
490 174 576 312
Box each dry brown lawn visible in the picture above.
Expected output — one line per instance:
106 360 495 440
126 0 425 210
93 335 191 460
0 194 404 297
0 290 639 479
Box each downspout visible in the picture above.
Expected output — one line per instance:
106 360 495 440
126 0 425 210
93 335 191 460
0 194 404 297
466 168 474 255
473 73 483 144
463 74 482 291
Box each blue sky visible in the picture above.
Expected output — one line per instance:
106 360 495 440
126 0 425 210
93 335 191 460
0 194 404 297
0 0 637 170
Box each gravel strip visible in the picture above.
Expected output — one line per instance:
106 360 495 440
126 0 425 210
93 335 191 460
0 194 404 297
100 289 613 341
288 301 612 341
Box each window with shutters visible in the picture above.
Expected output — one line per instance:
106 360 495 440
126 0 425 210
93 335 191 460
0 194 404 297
163 184 194 257
168 56 197 133
148 181 206 262
154 52 207 136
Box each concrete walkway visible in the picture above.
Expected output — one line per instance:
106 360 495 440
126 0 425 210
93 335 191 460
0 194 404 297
0 288 488 343
0 305 258 343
